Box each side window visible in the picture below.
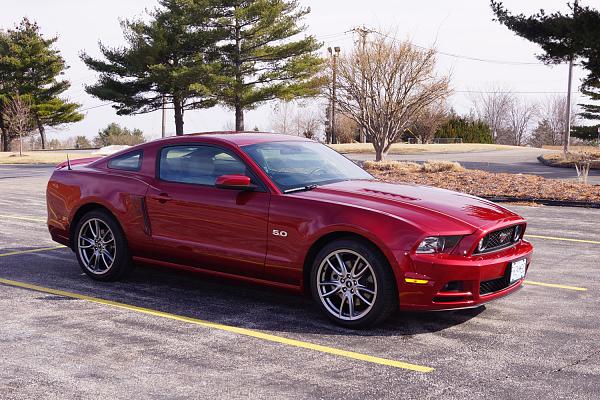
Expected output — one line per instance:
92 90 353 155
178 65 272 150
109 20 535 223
159 145 254 187
107 150 143 171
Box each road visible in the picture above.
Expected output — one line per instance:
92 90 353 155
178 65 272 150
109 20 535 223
0 165 599 399
345 147 600 184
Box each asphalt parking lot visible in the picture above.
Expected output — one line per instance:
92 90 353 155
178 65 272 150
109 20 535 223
1 165 599 399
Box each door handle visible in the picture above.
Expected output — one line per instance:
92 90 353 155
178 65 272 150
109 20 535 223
150 193 171 203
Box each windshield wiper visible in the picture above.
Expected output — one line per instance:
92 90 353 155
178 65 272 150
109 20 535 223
283 184 318 194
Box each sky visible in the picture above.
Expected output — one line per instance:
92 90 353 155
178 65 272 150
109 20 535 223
0 0 593 141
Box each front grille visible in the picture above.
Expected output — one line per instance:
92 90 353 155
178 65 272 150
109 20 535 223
476 225 521 253
479 276 510 295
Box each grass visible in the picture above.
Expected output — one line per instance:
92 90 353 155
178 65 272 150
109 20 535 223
0 151 94 165
364 160 600 203
330 143 520 154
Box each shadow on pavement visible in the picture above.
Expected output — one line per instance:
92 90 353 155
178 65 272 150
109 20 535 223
0 246 484 338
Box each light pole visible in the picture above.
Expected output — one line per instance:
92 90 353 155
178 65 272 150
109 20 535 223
161 94 167 138
328 46 340 144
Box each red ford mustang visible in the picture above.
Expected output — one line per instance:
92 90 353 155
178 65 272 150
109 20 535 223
46 133 532 327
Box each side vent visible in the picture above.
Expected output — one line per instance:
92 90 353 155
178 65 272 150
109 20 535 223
131 195 152 236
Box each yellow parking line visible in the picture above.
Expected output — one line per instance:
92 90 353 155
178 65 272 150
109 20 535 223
525 280 588 291
0 277 433 373
0 246 66 257
0 214 46 223
525 234 600 245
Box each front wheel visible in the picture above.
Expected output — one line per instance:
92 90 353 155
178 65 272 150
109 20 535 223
310 239 398 328
74 210 133 281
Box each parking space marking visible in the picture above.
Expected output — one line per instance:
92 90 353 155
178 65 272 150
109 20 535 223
525 280 588 291
526 234 600 245
0 277 434 373
0 246 66 257
0 247 590 294
0 214 46 223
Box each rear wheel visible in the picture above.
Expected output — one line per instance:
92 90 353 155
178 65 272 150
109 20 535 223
74 210 133 281
310 239 397 328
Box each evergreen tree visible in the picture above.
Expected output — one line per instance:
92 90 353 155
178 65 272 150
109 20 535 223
491 1 600 122
0 18 82 149
212 0 324 131
436 117 493 144
572 124 600 141
529 119 555 147
93 123 145 147
82 0 222 136
74 135 92 149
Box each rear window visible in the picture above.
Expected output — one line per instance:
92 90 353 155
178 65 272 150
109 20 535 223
107 150 143 171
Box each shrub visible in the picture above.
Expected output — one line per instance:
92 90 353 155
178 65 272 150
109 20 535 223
364 160 464 173
422 160 464 172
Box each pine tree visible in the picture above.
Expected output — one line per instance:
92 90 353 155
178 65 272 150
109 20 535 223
491 1 600 124
212 0 325 131
82 0 222 136
0 18 82 149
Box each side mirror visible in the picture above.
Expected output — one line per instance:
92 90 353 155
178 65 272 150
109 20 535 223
215 174 256 190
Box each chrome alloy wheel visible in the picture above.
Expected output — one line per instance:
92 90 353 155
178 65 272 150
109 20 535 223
77 218 116 274
316 249 378 321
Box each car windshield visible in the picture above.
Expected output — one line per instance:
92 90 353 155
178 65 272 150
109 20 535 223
242 141 373 192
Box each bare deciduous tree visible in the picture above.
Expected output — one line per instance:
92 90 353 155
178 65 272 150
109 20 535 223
502 98 537 146
334 113 359 143
2 94 33 156
411 100 449 144
538 95 577 147
270 100 324 140
334 35 451 161
471 86 513 141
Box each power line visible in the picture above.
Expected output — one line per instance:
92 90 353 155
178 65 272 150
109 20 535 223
455 90 580 94
371 30 546 66
79 102 115 112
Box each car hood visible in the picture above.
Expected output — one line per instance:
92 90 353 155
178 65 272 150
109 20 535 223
296 180 521 232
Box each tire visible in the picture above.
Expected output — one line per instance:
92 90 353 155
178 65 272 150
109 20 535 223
310 238 398 328
73 209 133 281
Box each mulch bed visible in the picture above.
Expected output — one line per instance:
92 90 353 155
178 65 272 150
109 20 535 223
366 168 600 203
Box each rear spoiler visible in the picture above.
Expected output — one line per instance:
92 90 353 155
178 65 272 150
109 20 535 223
56 156 103 170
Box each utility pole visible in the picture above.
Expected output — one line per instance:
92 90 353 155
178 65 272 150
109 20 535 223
161 95 167 138
565 58 574 154
564 0 579 155
328 46 340 144
353 26 371 143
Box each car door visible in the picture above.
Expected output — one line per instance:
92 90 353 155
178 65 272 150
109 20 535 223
144 144 270 278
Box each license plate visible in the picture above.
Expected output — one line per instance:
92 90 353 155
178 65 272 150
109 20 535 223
510 259 527 283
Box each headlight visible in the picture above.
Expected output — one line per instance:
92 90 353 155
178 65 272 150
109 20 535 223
416 236 462 254
513 225 521 241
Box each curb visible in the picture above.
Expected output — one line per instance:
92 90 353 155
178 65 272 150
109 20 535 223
484 196 600 209
537 155 600 170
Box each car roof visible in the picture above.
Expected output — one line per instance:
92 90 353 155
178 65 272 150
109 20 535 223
150 131 313 147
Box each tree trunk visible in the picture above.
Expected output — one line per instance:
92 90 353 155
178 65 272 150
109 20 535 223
234 11 244 132
0 131 8 152
0 114 9 152
36 115 47 149
375 147 384 162
235 103 244 132
173 96 184 136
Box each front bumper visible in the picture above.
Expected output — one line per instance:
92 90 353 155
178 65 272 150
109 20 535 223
397 240 533 311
